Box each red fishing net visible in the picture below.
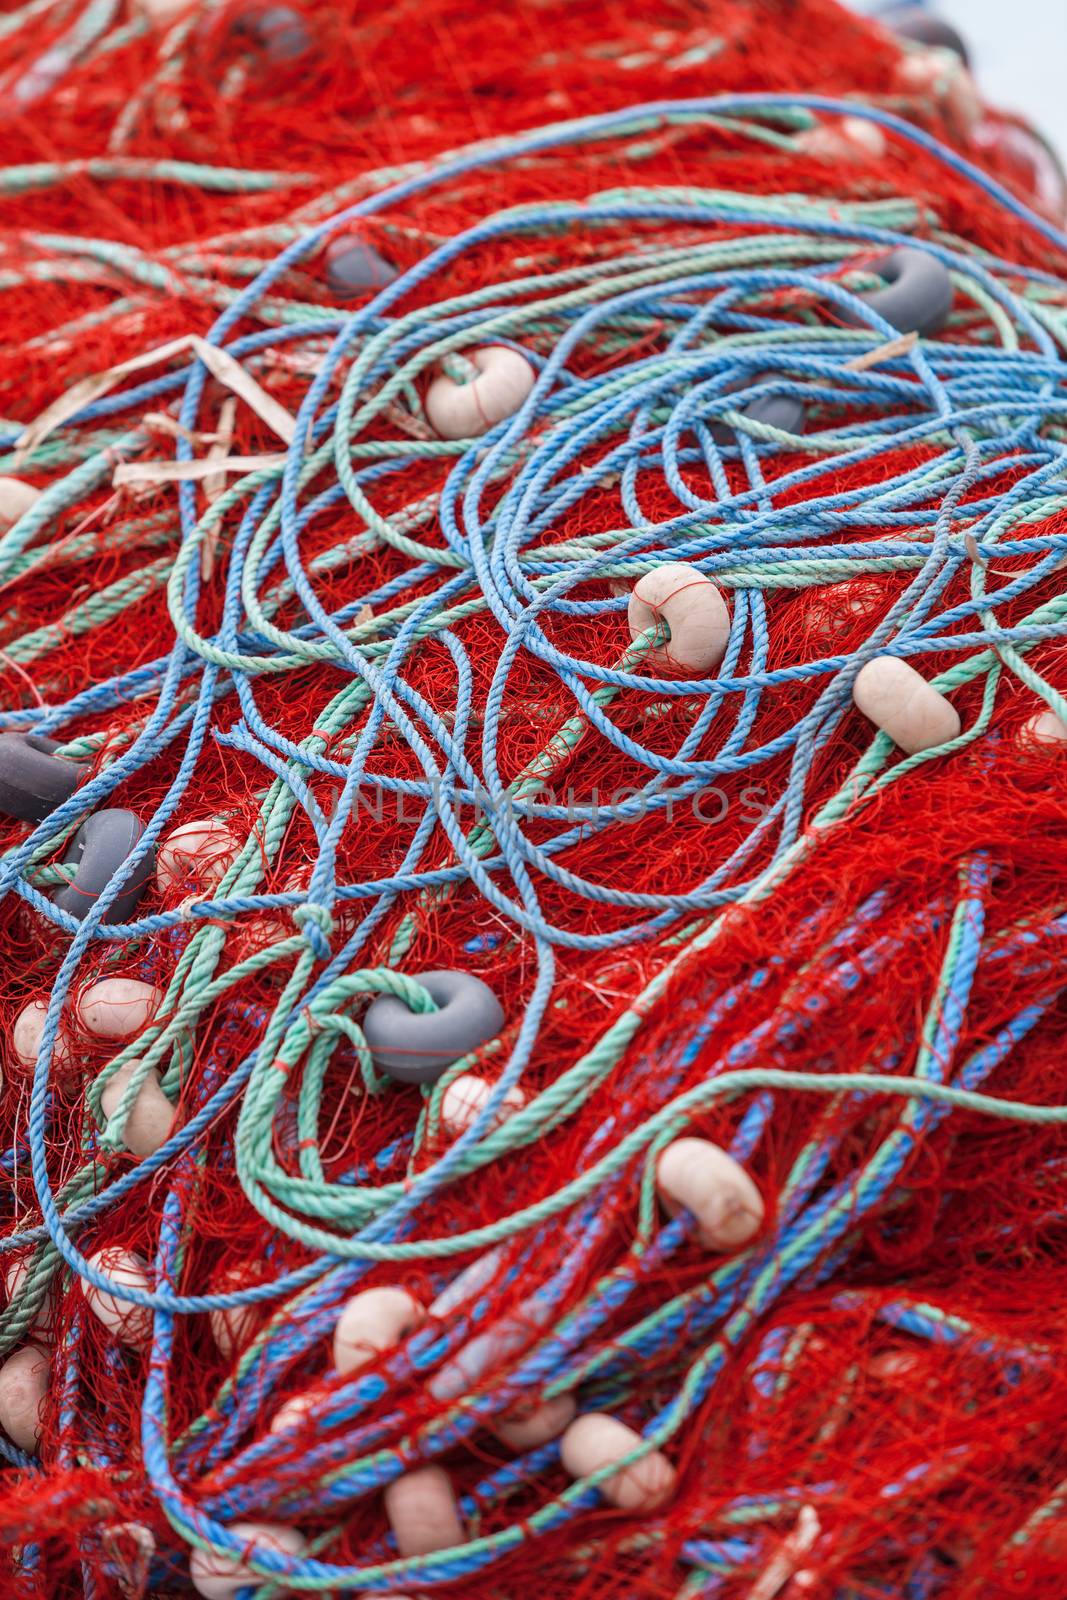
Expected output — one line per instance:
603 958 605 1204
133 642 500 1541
0 2 1065 1597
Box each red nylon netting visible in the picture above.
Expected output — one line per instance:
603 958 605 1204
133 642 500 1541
0 2 1066 1598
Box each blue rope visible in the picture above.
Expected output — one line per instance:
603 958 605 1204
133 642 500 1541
4 93 1067 1595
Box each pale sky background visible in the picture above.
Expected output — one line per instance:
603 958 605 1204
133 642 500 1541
941 0 1067 156
868 2 1067 158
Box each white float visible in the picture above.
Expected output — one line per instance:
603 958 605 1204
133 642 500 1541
894 48 980 138
656 1136 765 1251
77 978 162 1041
495 1393 576 1450
189 1522 306 1600
208 1266 259 1359
425 346 535 440
796 114 888 161
0 478 39 530
1023 708 1067 745
628 562 730 676
560 1412 676 1511
156 818 240 895
853 656 960 754
268 1388 321 1436
12 999 73 1077
383 1465 464 1556
3 1258 55 1342
0 1345 49 1453
83 1248 153 1347
136 0 191 23
332 1286 424 1374
100 1062 175 1157
440 1074 525 1136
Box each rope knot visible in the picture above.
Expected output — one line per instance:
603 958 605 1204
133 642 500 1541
292 901 333 958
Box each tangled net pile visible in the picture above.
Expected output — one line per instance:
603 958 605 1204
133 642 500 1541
2 0 1067 1595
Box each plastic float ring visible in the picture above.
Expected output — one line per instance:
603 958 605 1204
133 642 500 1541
627 561 731 676
424 345 536 439
233 5 312 61
324 236 397 299
51 808 154 925
383 1465 465 1557
0 733 85 825
709 383 805 446
189 1522 307 1600
0 476 39 529
560 1412 677 1512
361 969 504 1084
853 656 961 754
846 246 954 337
0 1346 49 1454
881 4 969 65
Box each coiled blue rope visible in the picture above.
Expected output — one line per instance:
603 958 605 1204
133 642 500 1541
3 94 1067 1595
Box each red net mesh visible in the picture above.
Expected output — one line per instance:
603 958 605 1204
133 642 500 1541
0 1 1065 1597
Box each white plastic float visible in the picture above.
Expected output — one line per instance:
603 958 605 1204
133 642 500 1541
560 1412 676 1511
189 1522 307 1600
100 1062 175 1157
77 978 163 1040
0 1345 48 1454
156 818 240 895
628 562 731 676
83 1248 153 1347
383 1464 465 1556
440 1073 525 1136
656 1136 765 1251
0 477 39 529
332 1285 424 1374
853 656 961 755
425 346 535 440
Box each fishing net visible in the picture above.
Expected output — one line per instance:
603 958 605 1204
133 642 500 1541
0 1 1066 1596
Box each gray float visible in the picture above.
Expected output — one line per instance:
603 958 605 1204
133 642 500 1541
236 5 311 61
325 240 398 300
0 733 84 825
849 246 954 338
52 809 154 925
881 5 969 66
709 384 805 445
363 970 504 1085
